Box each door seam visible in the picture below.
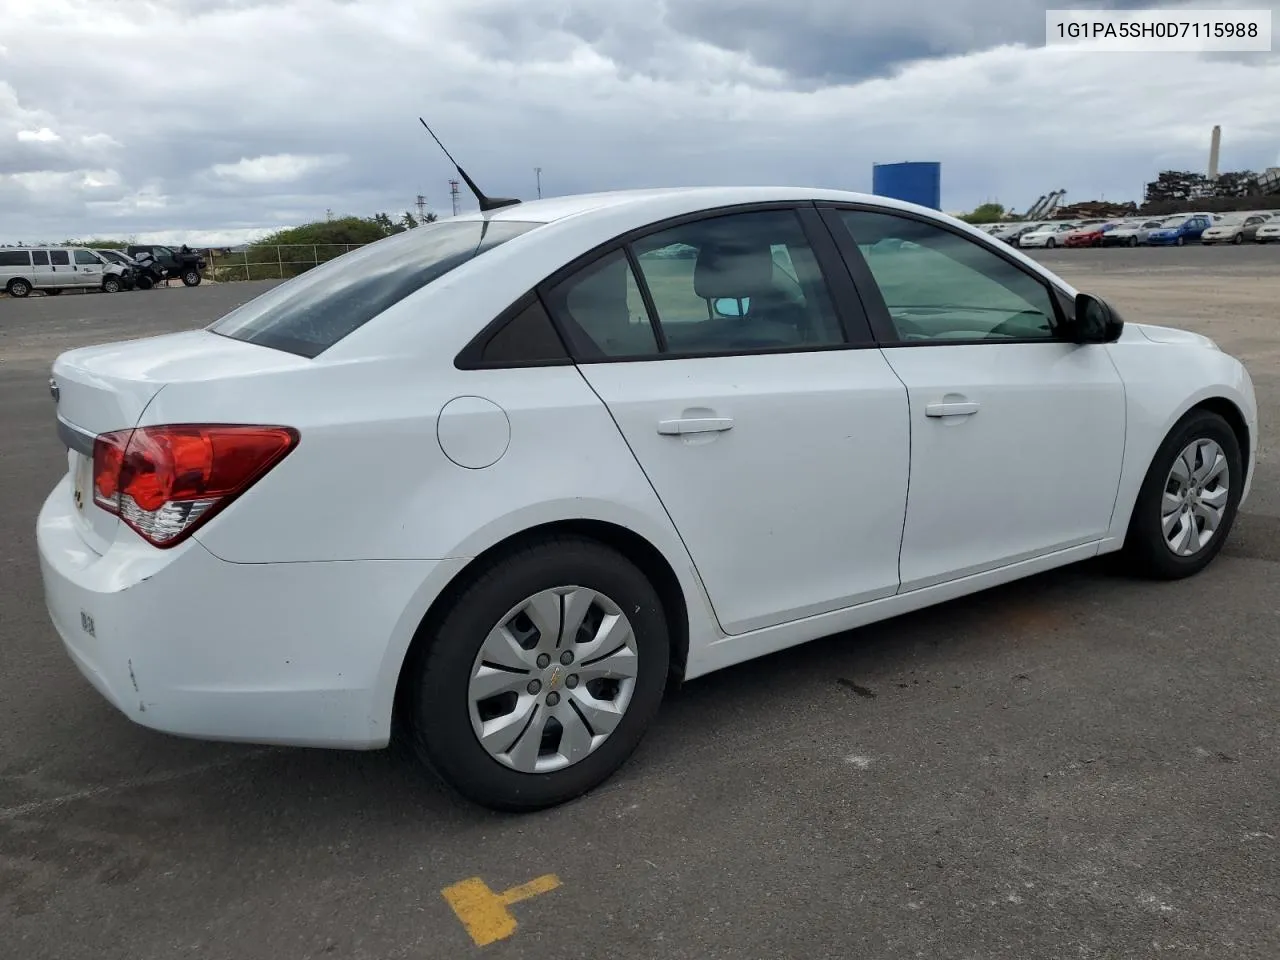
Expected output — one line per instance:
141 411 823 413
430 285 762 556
876 349 913 595
568 364 727 636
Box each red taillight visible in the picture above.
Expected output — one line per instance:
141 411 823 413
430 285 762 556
92 424 299 548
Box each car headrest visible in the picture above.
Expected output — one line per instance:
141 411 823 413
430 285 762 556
693 243 776 300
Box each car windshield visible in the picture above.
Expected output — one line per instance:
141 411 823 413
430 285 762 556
209 218 541 358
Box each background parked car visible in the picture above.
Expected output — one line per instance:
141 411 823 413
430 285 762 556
126 244 206 286
1064 222 1120 248
1201 214 1271 245
0 246 131 297
1102 219 1165 247
1146 214 1213 246
93 249 140 289
1018 222 1079 248
1254 220 1280 243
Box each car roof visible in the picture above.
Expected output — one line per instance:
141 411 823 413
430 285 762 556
451 185 937 226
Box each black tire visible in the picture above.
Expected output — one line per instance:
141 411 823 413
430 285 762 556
1046 237 1056 248
1127 236 1137 247
404 535 671 811
1232 233 1243 245
102 277 122 294
136 275 153 290
1121 409 1243 580
1176 236 1185 246
7 278 32 298
181 269 201 286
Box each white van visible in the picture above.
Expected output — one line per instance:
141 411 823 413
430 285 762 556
0 246 132 298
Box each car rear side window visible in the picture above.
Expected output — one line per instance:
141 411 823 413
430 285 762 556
209 220 540 358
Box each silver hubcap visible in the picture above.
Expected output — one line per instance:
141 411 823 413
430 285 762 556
1162 438 1229 557
467 586 639 774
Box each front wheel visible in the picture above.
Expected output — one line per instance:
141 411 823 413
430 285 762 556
1176 236 1185 246
1122 409 1242 580
102 277 122 294
1046 237 1056 248
403 536 671 811
1127 236 1138 247
1232 233 1243 245
181 269 201 286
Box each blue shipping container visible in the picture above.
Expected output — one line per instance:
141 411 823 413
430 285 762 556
871 161 942 210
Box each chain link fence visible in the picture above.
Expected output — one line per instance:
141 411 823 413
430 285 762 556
206 243 371 282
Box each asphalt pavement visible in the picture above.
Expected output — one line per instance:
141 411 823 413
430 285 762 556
2 250 1278 959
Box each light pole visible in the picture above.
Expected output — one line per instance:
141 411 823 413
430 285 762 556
535 167 542 199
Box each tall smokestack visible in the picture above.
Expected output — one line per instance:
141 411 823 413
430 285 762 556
1208 125 1222 179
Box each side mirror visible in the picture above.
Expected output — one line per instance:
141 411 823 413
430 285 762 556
712 297 751 318
1071 293 1124 343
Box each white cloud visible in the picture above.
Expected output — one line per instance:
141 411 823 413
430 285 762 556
210 153 346 184
17 127 61 143
0 0 1276 244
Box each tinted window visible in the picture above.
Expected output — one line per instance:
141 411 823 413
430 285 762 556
476 298 569 365
74 249 100 265
49 250 70 266
836 210 1058 342
0 250 30 267
31 250 49 266
543 249 660 358
210 219 540 358
630 210 844 355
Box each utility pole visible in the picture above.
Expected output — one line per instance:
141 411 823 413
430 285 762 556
449 179 460 217
415 194 427 223
535 167 542 199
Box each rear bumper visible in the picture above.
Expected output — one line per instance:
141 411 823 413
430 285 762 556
37 475 459 749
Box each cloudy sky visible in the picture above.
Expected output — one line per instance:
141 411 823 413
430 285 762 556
2 0 1278 245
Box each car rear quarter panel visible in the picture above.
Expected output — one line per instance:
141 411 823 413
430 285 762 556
1103 336 1258 541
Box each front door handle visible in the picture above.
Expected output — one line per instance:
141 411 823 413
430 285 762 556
925 401 980 418
657 417 735 436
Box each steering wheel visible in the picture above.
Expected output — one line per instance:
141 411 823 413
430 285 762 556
987 311 1052 339
891 315 928 338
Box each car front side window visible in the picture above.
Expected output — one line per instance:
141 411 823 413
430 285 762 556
833 210 1060 343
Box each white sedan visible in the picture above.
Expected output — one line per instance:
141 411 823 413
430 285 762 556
38 186 1258 811
1017 222 1078 248
1255 220 1280 242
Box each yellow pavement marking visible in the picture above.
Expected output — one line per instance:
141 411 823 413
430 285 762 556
441 873 563 947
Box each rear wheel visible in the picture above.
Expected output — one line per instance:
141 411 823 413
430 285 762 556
404 536 671 811
7 278 32 298
1122 409 1242 580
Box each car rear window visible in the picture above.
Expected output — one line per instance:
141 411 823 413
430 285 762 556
209 219 540 358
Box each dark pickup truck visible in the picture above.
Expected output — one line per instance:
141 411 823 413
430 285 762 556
126 244 206 286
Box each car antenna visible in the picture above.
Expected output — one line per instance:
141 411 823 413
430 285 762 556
418 118 521 213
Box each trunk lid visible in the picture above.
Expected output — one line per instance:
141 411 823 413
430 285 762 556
51 330 311 554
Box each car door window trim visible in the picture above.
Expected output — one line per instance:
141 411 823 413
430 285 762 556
454 201 879 369
815 202 1073 348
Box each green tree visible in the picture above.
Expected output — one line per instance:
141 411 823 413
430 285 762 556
958 202 1006 225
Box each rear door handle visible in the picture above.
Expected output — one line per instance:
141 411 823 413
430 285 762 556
657 417 735 436
925 401 980 418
